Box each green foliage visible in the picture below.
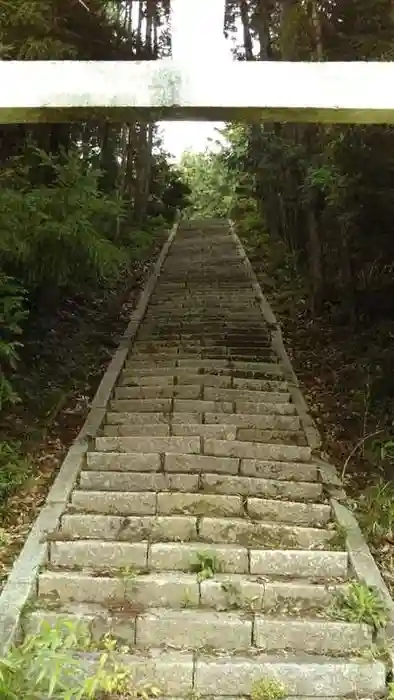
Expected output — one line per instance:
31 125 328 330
357 480 394 543
179 149 236 218
0 274 28 410
0 148 126 296
0 442 31 511
0 619 161 699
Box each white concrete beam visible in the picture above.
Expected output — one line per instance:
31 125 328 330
0 60 394 124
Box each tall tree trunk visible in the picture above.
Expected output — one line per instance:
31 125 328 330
307 200 324 314
239 0 254 59
304 0 325 313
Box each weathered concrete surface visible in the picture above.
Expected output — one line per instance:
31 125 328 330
1 61 394 124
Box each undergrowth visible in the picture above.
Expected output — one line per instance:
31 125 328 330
0 442 31 517
0 620 161 699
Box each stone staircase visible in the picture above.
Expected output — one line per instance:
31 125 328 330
24 220 386 696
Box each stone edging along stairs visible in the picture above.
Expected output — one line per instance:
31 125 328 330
1 217 394 697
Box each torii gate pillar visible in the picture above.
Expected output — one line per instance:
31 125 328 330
0 0 393 124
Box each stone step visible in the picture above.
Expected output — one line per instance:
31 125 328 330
205 412 301 428
85 452 240 475
137 610 371 654
130 353 278 364
120 372 232 387
203 439 311 462
201 391 291 407
38 570 347 610
13 645 385 697
25 607 373 654
110 398 173 413
239 459 318 481
102 423 306 444
57 514 334 549
103 424 172 436
178 400 297 415
48 541 348 576
74 489 326 528
246 497 330 525
123 363 285 377
94 436 201 454
106 411 301 431
80 468 323 501
86 451 162 471
193 653 385 697
234 401 297 415
106 412 203 425
78 474 200 496
120 373 288 391
132 344 273 357
137 334 272 345
94 436 312 462
114 385 204 400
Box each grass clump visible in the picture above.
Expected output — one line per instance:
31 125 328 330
329 581 388 629
251 677 287 700
190 552 220 582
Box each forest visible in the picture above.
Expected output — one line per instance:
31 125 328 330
1 0 394 610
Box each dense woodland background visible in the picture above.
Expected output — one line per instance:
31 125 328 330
1 0 394 588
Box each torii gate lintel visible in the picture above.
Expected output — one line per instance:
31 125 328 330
0 0 393 125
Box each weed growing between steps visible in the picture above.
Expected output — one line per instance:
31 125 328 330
0 620 161 699
191 552 220 581
328 581 389 629
251 678 287 700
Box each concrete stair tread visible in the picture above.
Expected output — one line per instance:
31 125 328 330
57 513 336 549
26 606 373 654
38 570 349 610
93 437 311 463
123 363 285 377
11 645 386 697
106 411 301 430
110 398 297 415
49 540 348 577
70 490 330 525
115 385 291 403
102 423 307 444
78 470 324 501
80 452 320 483
119 373 288 391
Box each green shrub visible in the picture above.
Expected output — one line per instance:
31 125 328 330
0 274 28 410
0 441 31 511
0 148 127 300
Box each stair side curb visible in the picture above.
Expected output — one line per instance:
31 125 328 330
0 219 179 656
